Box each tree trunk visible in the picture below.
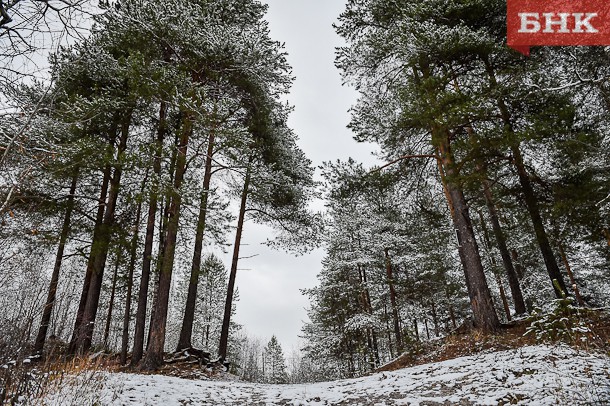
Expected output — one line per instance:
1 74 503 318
384 248 403 354
495 273 512 322
431 301 439 337
34 169 79 354
360 266 379 365
146 196 168 351
437 138 500 332
131 102 166 365
482 179 527 314
412 318 419 342
103 255 121 349
121 196 143 365
75 112 131 353
511 249 525 279
69 164 111 354
419 56 499 332
512 145 569 297
424 318 430 340
146 133 179 351
558 242 585 306
140 112 192 371
449 305 457 330
177 130 216 351
481 55 568 298
218 159 252 360
383 300 394 358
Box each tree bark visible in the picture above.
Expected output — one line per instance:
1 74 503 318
384 248 403 354
495 273 512 322
512 145 569 297
481 179 527 314
416 58 499 332
431 301 439 337
218 159 252 360
511 249 525 280
131 102 166 365
481 55 568 298
75 112 131 353
424 318 430 340
34 169 79 354
103 255 121 349
69 164 111 354
121 196 143 365
140 112 192 371
558 242 585 306
437 139 500 332
177 130 216 351
146 132 179 351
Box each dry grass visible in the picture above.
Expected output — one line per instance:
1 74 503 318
377 307 610 373
0 352 122 405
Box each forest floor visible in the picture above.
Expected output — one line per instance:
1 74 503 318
11 310 610 405
40 344 610 405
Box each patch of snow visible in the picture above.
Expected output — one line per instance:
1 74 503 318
44 345 610 405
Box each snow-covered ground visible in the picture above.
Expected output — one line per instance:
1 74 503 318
46 345 609 405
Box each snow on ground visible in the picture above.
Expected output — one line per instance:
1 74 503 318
46 345 609 405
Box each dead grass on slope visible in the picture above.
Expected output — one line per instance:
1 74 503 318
377 307 610 373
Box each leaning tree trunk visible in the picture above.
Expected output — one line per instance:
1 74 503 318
218 159 252 360
34 169 79 354
384 249 403 354
511 145 569 297
482 179 527 314
75 112 131 353
140 112 192 371
437 137 500 332
131 102 166 365
558 242 585 306
482 55 568 298
177 130 216 351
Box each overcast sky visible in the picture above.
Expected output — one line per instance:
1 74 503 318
226 0 379 352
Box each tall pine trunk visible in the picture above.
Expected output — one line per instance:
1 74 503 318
34 169 79 354
131 102 166 365
177 130 216 351
511 145 569 297
121 195 143 365
417 60 499 332
140 112 192 370
218 159 252 360
69 164 112 354
482 55 568 298
146 132 179 351
75 112 131 353
437 138 500 332
103 255 121 349
383 249 402 354
481 180 527 314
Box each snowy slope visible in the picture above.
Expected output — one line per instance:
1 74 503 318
46 345 609 405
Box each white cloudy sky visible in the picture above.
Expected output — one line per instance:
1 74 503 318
227 0 379 351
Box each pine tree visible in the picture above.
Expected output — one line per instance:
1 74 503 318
263 335 288 384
